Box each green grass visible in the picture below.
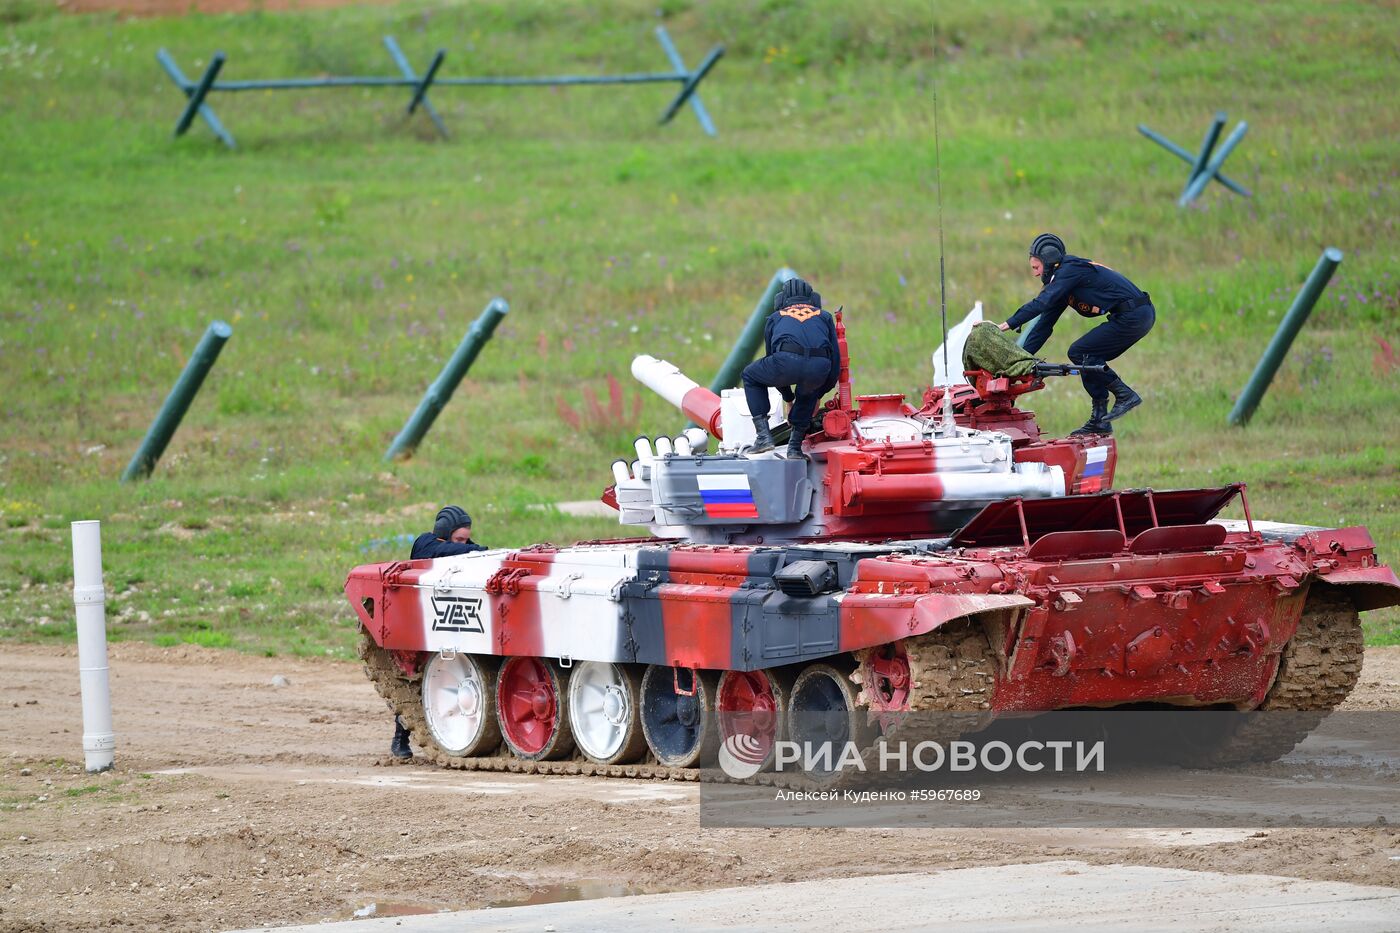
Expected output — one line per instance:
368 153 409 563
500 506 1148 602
1 0 1397 657
62 784 103 798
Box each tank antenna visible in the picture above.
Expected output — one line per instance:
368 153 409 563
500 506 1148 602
931 27 955 436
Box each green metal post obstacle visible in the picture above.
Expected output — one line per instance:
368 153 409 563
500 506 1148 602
385 298 509 461
121 321 232 482
708 268 800 394
1228 248 1344 427
157 27 723 148
1138 113 1252 205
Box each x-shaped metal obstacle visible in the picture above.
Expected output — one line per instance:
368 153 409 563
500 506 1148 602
156 27 723 148
1138 112 1252 206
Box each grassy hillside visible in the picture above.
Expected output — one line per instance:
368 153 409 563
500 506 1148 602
1 0 1397 656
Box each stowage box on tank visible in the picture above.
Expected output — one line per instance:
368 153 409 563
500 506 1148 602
650 454 815 526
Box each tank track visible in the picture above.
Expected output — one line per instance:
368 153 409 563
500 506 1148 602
360 618 1000 786
847 619 997 785
1177 588 1364 767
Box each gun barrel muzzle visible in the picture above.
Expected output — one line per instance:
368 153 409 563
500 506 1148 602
630 355 724 439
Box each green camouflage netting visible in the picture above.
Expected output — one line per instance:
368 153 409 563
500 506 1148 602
962 322 1039 377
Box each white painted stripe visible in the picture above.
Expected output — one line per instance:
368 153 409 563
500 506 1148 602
416 551 509 655
417 545 641 662
696 473 752 492
1086 445 1110 463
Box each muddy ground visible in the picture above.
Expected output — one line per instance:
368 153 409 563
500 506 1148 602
1 642 1398 932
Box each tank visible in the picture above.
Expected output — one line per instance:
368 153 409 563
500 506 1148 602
346 312 1400 781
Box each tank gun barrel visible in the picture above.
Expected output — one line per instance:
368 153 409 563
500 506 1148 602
631 355 724 438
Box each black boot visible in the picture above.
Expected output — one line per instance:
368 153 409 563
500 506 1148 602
1069 398 1112 437
391 715 413 759
749 415 775 454
785 427 807 459
1105 378 1142 422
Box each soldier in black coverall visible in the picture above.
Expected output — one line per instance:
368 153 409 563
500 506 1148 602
392 505 489 759
410 505 488 560
1000 233 1155 436
742 278 839 459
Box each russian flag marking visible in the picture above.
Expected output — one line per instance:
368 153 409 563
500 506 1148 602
1083 444 1110 478
696 473 759 519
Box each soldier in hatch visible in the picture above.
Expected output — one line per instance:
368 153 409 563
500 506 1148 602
392 506 489 759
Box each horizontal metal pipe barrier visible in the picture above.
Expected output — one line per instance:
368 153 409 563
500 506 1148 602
157 27 723 148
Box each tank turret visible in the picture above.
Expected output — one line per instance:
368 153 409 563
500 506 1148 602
606 315 1098 544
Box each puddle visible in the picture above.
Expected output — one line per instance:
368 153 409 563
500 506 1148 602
337 880 677 920
603 785 690 802
487 880 670 909
346 900 440 919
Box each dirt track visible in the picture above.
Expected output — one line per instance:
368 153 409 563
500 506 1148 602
1 642 1399 932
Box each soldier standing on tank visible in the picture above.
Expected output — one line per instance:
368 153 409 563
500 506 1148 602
998 233 1155 436
742 278 839 459
391 506 490 759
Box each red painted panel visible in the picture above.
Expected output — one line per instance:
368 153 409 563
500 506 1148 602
493 550 554 658
992 653 1282 710
659 584 737 669
379 590 428 652
664 548 752 587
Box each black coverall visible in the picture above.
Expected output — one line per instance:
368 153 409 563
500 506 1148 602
410 533 488 560
741 305 839 434
1005 255 1155 401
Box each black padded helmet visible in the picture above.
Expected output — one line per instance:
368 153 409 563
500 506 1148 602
1029 233 1066 267
433 505 472 538
774 277 822 312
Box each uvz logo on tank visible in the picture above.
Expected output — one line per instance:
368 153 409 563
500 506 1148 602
430 594 484 633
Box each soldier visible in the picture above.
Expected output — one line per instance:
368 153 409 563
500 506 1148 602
410 505 488 560
393 506 489 758
742 278 839 459
999 233 1155 436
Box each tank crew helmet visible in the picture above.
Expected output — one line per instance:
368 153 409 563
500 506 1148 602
1029 233 1066 284
433 505 472 538
774 277 822 312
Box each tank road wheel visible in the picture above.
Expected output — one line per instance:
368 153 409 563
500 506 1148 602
495 657 575 761
717 669 790 772
787 664 876 776
640 666 719 768
421 653 502 757
853 641 912 731
567 662 647 766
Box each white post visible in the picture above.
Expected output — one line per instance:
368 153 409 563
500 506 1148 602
71 520 115 773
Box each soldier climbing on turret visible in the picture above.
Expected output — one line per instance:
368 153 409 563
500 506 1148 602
391 505 490 759
742 277 839 459
999 233 1155 436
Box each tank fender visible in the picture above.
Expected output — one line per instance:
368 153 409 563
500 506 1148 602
1299 526 1400 612
839 591 1032 655
344 560 427 648
1312 567 1400 612
909 592 1036 643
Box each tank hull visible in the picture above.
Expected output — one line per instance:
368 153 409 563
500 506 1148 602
347 488 1398 726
